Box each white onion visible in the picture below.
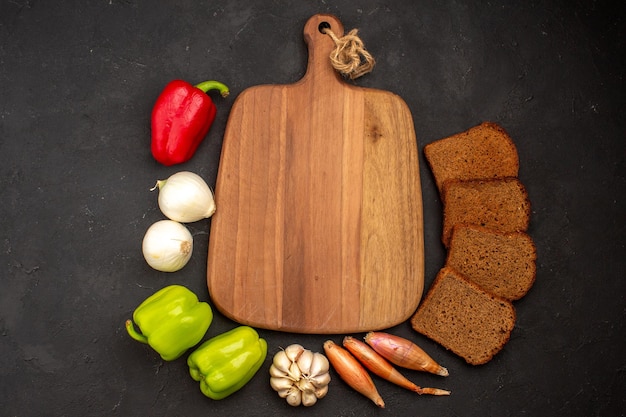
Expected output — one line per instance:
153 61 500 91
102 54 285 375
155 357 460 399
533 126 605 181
142 220 193 272
153 171 216 223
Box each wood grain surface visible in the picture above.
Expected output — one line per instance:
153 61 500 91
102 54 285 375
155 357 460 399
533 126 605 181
207 14 423 333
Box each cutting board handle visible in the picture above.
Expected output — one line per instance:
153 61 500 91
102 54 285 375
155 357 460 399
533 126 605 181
301 14 345 86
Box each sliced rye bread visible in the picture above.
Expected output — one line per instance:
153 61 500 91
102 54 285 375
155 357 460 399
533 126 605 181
411 267 516 365
446 225 537 300
424 122 519 193
441 177 531 247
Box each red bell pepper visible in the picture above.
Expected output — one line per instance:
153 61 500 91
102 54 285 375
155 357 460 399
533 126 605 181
151 79 229 166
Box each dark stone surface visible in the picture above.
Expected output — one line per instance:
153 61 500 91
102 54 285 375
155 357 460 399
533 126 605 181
1 1 623 416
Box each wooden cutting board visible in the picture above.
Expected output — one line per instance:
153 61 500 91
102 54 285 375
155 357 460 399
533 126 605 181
207 14 423 333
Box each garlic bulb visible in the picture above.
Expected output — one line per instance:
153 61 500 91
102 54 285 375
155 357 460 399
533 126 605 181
269 344 330 407
142 220 193 272
153 171 216 223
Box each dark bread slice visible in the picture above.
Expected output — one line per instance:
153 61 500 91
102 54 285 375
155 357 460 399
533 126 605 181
411 267 516 365
446 225 536 300
441 177 530 247
424 122 519 193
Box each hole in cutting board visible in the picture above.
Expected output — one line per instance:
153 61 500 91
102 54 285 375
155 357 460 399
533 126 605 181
318 21 331 33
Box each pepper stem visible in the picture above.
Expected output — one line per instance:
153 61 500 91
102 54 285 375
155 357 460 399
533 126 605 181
194 80 230 98
125 319 149 344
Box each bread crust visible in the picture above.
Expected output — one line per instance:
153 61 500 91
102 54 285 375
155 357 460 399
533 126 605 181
424 122 519 193
441 177 531 247
446 225 537 300
411 267 516 365
416 122 533 365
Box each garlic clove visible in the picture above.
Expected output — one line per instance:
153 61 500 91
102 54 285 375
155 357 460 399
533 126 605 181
269 364 289 379
276 388 291 399
286 387 302 407
314 384 329 399
272 351 291 374
301 390 318 407
297 379 316 394
308 372 331 389
270 377 294 392
296 349 314 375
288 361 302 381
309 352 330 377
284 344 305 362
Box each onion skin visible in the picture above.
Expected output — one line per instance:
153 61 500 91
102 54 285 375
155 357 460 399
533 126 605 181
343 336 450 395
141 220 193 272
155 171 216 223
364 332 448 377
323 340 385 408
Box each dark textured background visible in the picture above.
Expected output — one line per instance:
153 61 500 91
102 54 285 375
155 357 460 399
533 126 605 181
1 1 624 416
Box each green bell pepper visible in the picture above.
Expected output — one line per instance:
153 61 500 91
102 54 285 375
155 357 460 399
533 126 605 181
187 326 267 400
125 285 213 361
